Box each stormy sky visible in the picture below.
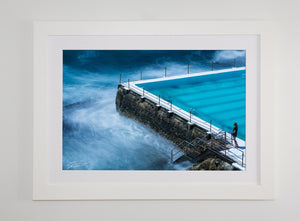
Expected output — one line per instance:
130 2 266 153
63 50 246 73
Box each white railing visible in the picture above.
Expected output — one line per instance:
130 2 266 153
122 83 222 135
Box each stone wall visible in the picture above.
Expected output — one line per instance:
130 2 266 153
115 85 238 170
116 85 208 147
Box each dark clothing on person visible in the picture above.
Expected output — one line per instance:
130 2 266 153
232 126 238 137
232 124 239 147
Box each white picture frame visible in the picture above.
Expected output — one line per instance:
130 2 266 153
33 21 275 200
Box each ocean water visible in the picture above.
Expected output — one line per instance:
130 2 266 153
63 50 245 170
137 70 246 140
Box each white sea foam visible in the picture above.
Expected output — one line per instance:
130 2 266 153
63 70 192 170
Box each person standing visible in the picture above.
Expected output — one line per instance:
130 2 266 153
231 122 239 147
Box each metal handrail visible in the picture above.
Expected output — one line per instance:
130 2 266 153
172 135 245 167
212 130 245 167
215 130 244 154
126 84 216 133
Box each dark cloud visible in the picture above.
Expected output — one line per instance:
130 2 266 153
63 50 245 72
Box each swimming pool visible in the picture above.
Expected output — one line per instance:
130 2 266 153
136 69 246 140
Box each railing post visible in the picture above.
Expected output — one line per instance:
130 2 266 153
234 58 236 68
140 70 142 80
242 152 244 167
189 109 192 122
158 95 160 106
142 87 144 97
210 120 212 132
170 100 172 112
119 73 122 84
128 79 130 89
212 61 214 71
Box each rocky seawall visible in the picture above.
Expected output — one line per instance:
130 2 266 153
189 158 237 170
115 85 238 170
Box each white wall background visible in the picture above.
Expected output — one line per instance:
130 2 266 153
0 0 299 220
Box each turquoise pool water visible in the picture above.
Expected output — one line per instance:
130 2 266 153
136 69 246 140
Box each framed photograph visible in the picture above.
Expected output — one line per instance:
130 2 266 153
33 21 275 200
